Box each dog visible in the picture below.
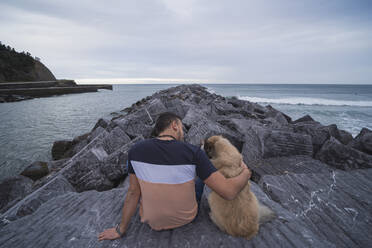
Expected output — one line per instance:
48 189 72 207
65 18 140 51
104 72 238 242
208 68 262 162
203 135 274 240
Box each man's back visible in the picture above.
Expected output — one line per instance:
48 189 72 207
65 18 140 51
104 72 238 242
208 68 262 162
127 138 216 230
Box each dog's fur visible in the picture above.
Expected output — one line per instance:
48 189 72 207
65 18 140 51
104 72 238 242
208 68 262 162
204 135 274 240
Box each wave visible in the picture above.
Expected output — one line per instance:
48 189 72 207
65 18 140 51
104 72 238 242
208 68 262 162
237 96 372 107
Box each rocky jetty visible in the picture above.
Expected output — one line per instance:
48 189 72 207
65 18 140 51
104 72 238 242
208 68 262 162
0 84 371 247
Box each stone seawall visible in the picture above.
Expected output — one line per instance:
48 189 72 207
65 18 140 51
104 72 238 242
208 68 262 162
0 80 113 102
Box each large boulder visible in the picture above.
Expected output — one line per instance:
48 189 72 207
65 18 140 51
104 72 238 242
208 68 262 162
292 122 352 155
51 140 73 160
20 161 49 181
261 129 313 158
315 137 372 170
0 176 33 214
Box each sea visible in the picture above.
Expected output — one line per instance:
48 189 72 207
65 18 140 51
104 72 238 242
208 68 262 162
1 83 372 181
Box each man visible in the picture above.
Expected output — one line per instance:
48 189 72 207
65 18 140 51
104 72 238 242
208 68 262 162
98 112 251 241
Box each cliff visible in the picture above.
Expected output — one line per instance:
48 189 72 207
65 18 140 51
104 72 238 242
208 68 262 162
0 43 56 83
0 84 371 247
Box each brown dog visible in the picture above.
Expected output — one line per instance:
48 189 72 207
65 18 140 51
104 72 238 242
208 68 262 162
204 135 274 240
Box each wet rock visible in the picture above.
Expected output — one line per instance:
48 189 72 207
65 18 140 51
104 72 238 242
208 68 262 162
0 176 33 214
259 169 372 248
315 137 372 170
51 140 73 160
20 161 49 181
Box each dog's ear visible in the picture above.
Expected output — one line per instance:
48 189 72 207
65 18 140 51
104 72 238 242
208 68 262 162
203 138 214 158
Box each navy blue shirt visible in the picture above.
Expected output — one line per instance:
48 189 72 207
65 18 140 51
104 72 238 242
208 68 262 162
127 138 217 181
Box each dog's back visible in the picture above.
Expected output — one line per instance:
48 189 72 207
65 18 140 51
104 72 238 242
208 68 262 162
206 136 260 239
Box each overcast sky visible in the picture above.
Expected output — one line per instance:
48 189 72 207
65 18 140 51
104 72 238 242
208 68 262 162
1 0 371 84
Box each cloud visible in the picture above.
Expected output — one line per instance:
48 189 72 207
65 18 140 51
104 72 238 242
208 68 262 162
0 0 371 83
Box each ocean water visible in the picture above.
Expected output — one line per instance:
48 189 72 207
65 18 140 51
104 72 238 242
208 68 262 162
0 83 371 181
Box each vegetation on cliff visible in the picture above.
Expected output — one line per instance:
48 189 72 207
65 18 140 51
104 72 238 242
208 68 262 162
0 42 56 83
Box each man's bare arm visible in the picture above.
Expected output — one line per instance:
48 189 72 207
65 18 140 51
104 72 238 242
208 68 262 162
98 173 141 241
204 161 251 200
119 173 141 233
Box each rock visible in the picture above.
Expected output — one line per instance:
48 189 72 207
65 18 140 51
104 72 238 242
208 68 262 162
1 175 75 223
292 122 349 155
61 132 91 159
315 137 372 170
92 117 111 131
338 129 353 145
20 161 49 180
241 126 264 163
145 98 167 120
291 114 315 124
110 111 153 139
349 128 372 155
101 136 144 182
162 97 189 119
259 169 372 247
62 147 112 192
185 117 243 150
246 155 333 183
47 158 70 172
261 130 313 158
101 126 131 154
264 105 291 124
0 179 333 248
51 140 73 160
0 176 33 214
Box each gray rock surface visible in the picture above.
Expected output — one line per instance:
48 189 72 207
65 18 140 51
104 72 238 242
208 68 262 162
316 136 372 170
1 84 371 247
259 169 372 248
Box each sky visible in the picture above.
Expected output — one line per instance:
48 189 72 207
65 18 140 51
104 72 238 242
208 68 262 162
0 0 371 84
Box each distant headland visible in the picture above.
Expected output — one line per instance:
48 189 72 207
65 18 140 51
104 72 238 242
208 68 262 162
0 42 112 103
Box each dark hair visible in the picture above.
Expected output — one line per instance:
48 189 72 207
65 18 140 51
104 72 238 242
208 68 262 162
151 112 182 137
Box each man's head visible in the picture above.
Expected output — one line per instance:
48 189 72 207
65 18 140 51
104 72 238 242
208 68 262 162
152 112 184 141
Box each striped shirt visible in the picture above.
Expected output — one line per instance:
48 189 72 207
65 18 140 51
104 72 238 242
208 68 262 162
127 138 217 230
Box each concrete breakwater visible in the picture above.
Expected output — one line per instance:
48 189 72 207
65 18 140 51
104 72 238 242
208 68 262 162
0 80 113 102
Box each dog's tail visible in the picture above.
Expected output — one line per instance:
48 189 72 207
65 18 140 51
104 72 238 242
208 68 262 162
258 203 276 224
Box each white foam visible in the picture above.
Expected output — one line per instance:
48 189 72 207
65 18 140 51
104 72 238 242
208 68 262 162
238 96 372 107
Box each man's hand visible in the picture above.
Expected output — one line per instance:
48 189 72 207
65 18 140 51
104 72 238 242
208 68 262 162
98 227 121 241
240 160 252 179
